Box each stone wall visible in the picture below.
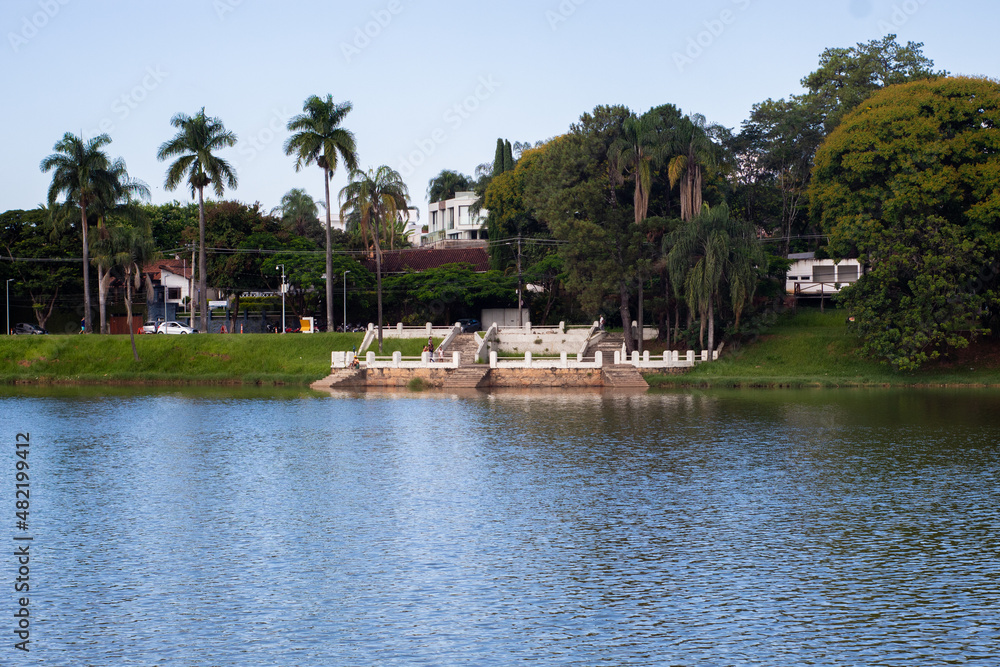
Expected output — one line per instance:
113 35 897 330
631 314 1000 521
364 368 448 387
486 368 604 387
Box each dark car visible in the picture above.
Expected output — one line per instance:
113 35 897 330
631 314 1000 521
457 318 481 333
13 323 48 335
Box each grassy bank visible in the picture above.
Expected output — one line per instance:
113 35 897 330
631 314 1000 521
646 310 1000 388
0 332 439 385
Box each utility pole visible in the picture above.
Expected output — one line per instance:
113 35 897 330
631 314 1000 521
343 269 350 334
188 244 196 329
516 236 523 328
6 278 13 335
276 264 286 334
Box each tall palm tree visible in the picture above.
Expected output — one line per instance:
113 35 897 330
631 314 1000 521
40 133 145 333
339 165 411 353
608 111 671 353
157 108 238 333
668 114 720 222
666 204 764 355
284 95 358 331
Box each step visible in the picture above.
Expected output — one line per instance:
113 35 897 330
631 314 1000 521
443 367 490 389
602 366 649 388
311 368 365 389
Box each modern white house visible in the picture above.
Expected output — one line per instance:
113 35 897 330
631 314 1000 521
422 191 487 245
786 252 864 296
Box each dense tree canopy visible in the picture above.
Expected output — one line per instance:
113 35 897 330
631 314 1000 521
811 76 1000 369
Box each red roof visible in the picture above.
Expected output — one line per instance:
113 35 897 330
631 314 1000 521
143 258 193 281
363 247 490 274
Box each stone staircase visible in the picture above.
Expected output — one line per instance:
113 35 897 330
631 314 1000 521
443 365 491 389
590 333 649 388
602 365 649 388
592 333 625 367
441 332 482 365
310 367 365 390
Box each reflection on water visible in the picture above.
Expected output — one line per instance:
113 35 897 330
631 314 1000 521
2 388 998 666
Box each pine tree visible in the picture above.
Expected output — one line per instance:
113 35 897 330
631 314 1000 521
503 140 514 172
493 138 505 176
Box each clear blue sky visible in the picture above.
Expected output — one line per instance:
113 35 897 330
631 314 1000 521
2 0 997 217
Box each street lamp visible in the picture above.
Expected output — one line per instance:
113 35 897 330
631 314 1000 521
342 270 350 334
6 278 14 335
276 265 285 334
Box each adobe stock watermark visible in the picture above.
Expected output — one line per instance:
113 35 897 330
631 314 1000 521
341 0 404 63
237 107 292 165
396 75 501 178
876 0 930 32
546 0 587 31
214 0 244 21
673 0 752 73
86 66 169 137
8 0 71 53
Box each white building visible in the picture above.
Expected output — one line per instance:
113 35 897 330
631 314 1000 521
786 252 864 296
423 191 487 245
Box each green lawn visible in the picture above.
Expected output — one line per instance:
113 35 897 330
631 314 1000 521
646 310 1000 388
0 332 439 385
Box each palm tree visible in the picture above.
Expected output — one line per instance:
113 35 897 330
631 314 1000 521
666 204 764 355
668 114 720 222
339 165 411 353
426 169 473 203
92 223 158 360
272 188 321 241
284 95 358 332
157 108 238 333
40 133 145 333
92 181 151 334
608 111 671 353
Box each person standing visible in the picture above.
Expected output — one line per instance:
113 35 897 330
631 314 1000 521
599 315 605 331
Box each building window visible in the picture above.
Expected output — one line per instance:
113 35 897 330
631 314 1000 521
431 211 437 230
838 265 859 283
813 266 836 282
167 287 181 300
447 208 455 230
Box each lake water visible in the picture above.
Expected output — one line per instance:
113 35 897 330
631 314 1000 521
1 387 998 666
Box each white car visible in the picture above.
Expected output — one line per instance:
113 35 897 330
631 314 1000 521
156 321 198 334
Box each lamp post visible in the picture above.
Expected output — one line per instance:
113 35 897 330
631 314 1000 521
6 278 13 335
342 270 350 334
276 264 285 334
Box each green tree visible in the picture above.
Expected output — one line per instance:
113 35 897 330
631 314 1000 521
339 165 412 352
668 114 722 222
284 95 359 333
503 140 514 173
0 208 80 330
427 169 473 203
157 108 239 333
273 188 322 243
803 34 945 132
665 203 765 354
92 223 157 360
40 133 145 333
810 76 1000 369
493 138 505 176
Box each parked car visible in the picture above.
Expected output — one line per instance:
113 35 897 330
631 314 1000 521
140 321 159 334
156 321 198 334
457 318 481 333
13 322 48 335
